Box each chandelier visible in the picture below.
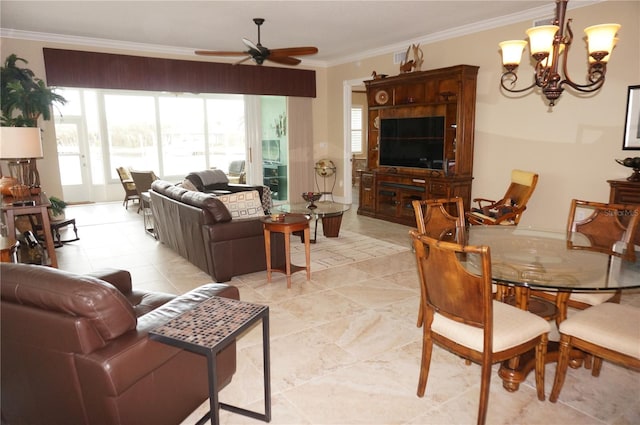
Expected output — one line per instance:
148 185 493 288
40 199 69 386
498 0 620 107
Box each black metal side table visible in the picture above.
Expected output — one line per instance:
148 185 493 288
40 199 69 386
140 192 156 238
150 296 271 425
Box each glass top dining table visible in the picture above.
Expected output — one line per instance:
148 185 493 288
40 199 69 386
461 225 639 393
465 226 640 292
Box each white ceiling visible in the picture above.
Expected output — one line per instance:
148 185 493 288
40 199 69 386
0 1 598 67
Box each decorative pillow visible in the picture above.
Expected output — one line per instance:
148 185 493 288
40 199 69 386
216 190 265 219
181 178 198 192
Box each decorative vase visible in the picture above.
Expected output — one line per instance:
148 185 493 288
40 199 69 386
615 157 640 182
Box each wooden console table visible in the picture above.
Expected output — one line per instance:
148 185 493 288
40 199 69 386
1 194 58 268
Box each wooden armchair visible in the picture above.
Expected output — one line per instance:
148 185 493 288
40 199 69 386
116 167 139 209
410 230 549 425
466 169 539 225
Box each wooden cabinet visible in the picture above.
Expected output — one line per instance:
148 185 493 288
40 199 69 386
608 178 640 245
358 65 478 226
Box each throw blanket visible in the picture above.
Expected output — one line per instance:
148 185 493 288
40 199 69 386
195 169 228 186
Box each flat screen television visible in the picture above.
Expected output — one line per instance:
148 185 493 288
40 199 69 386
379 116 445 169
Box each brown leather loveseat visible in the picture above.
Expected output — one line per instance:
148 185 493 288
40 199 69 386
150 179 285 282
1 263 238 425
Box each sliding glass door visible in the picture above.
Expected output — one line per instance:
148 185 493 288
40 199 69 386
54 88 287 203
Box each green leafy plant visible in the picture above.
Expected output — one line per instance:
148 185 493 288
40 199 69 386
1 54 66 127
48 196 67 216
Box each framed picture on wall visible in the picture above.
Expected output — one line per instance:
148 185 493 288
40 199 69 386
623 85 640 150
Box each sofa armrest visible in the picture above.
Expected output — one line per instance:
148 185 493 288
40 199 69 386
87 269 132 294
75 283 240 397
86 268 176 316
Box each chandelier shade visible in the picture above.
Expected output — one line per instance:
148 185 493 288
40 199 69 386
584 24 620 59
498 40 527 68
526 25 558 58
498 0 621 107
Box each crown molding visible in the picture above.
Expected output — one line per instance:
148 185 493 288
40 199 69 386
325 1 600 67
0 1 602 69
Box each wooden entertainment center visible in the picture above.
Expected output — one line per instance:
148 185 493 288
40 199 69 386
358 65 479 226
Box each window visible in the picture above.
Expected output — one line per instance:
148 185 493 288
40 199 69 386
351 106 363 154
55 88 247 189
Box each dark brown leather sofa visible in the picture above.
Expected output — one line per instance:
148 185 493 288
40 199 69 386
150 180 285 282
0 263 238 425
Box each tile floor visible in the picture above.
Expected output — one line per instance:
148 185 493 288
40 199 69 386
53 200 640 425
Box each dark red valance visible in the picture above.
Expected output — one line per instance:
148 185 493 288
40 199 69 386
42 48 316 97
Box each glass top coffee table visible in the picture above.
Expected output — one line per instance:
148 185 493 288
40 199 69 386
276 201 350 243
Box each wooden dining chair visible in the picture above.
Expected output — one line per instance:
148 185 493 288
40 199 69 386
549 302 640 403
410 230 549 425
466 169 538 226
412 197 466 241
412 197 466 327
566 199 639 263
533 200 640 321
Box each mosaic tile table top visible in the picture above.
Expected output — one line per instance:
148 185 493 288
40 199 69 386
150 296 268 352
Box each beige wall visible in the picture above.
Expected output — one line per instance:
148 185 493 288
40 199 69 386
2 1 638 230
327 1 639 230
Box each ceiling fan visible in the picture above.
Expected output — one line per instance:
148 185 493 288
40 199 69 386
195 18 318 66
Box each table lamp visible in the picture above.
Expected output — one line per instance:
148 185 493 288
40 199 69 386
0 127 43 206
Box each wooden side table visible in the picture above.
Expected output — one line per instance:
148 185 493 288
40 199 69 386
260 214 311 288
1 194 58 268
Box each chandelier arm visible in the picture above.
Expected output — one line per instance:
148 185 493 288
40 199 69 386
500 71 538 93
558 37 607 93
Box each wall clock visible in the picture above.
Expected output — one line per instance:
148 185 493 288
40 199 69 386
375 90 389 105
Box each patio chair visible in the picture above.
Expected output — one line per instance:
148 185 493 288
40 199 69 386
227 160 246 184
116 167 140 209
130 170 159 213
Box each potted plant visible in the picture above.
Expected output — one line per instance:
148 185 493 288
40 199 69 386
48 196 67 221
1 54 66 187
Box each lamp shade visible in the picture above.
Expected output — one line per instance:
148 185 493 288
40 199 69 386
0 127 43 159
499 40 527 66
589 37 618 64
585 23 620 56
526 25 559 57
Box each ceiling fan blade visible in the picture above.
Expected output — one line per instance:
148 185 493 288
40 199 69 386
269 47 318 57
194 50 248 56
233 56 254 65
266 55 302 66
242 37 261 52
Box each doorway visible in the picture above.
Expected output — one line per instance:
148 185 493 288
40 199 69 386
54 117 94 201
343 77 369 204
